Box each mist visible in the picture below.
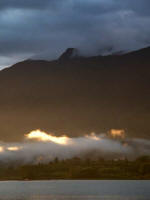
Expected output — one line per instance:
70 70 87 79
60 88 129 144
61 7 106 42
0 130 150 165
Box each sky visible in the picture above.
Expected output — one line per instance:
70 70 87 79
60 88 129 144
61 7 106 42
0 0 150 69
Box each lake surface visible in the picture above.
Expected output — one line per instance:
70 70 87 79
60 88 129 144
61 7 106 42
0 180 149 200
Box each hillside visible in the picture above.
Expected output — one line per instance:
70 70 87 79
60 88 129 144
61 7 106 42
0 47 150 141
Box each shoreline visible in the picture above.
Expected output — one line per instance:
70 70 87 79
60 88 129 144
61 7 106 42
0 178 150 181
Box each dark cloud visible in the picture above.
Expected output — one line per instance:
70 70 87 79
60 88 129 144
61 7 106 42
0 0 62 10
0 0 150 68
72 0 150 17
120 0 150 16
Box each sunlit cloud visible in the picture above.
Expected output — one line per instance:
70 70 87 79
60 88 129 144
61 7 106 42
0 146 4 153
7 146 21 151
25 129 70 145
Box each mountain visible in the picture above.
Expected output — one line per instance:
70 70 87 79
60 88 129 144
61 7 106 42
59 48 79 61
0 47 150 141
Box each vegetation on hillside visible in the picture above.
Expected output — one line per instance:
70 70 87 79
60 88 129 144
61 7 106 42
0 156 150 180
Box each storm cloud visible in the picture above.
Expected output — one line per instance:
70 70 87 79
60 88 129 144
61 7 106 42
0 0 150 69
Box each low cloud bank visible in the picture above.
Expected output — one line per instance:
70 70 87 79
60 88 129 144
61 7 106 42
0 130 149 165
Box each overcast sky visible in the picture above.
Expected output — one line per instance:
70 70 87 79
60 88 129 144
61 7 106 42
0 0 150 69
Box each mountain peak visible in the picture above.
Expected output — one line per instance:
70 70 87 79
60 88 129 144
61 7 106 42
59 48 79 61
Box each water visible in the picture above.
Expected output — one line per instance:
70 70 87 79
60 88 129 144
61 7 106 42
0 180 149 200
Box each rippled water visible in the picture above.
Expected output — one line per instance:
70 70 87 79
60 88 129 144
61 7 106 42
0 180 149 200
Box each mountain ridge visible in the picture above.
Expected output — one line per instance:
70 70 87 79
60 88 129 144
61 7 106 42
0 46 150 141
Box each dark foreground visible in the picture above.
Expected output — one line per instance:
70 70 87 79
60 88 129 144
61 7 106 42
0 180 150 200
0 156 150 180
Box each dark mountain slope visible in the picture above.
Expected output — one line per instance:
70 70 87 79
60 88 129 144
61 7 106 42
0 47 150 141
